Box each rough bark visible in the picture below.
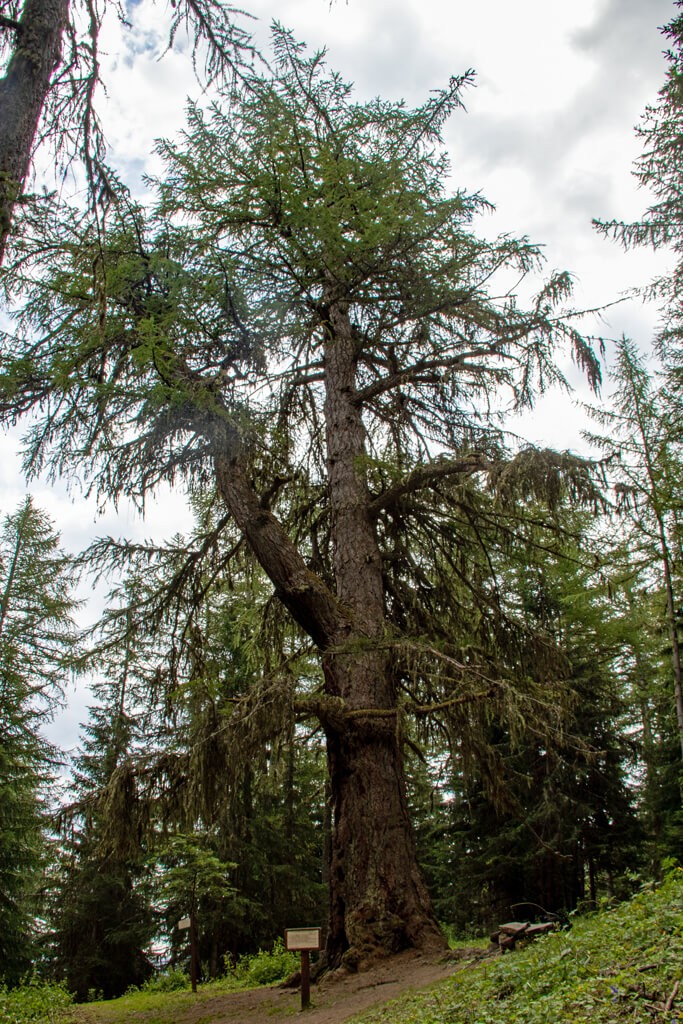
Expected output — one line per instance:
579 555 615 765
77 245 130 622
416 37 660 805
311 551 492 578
210 298 445 967
324 714 443 966
0 0 68 263
320 297 443 965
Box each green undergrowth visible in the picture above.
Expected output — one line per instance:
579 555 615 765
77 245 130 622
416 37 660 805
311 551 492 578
0 979 73 1024
57 939 300 1024
226 938 301 986
352 870 683 1024
21 875 683 1024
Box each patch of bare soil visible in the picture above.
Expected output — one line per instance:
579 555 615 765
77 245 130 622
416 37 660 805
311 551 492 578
176 947 489 1024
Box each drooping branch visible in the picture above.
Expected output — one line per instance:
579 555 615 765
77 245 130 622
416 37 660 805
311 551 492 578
368 454 491 516
370 447 605 520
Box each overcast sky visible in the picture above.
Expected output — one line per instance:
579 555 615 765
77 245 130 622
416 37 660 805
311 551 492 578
88 0 682 429
1 0 677 749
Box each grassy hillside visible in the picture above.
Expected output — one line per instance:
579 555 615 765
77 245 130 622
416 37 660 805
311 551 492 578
3 871 681 1024
352 870 683 1024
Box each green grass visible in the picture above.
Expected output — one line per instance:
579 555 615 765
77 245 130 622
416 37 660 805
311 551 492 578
22 872 683 1024
350 870 683 1024
60 985 211 1024
57 940 300 1024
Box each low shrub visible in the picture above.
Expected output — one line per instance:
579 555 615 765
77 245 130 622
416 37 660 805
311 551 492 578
0 979 73 1024
138 967 191 993
226 938 300 986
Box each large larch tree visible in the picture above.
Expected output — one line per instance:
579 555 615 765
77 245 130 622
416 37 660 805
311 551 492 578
0 30 602 966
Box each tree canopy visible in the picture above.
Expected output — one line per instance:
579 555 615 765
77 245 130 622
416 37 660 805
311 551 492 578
0 25 611 966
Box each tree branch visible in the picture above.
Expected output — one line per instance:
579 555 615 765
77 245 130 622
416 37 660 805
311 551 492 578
214 453 351 651
368 455 491 516
354 354 464 405
0 14 22 32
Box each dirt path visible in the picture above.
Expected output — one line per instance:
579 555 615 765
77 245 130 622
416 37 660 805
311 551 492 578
168 948 486 1024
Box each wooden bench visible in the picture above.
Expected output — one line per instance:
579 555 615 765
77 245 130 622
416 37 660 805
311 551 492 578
490 920 558 951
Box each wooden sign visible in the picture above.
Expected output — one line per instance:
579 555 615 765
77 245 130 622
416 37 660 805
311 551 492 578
284 927 321 951
285 927 321 1011
178 917 191 930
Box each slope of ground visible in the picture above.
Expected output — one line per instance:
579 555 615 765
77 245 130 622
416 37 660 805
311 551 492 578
357 871 683 1024
62 947 485 1024
59 871 683 1024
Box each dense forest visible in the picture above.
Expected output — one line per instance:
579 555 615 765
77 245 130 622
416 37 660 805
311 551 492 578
1 0 683 1003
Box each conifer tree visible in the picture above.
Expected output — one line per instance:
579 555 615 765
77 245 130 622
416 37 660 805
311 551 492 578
0 497 77 985
49 521 327 979
612 581 683 871
585 338 683 761
595 1 683 345
0 29 603 965
46 653 156 1001
411 510 640 931
592 2 683 855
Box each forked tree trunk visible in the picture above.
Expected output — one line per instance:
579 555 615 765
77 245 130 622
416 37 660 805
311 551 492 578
213 293 445 966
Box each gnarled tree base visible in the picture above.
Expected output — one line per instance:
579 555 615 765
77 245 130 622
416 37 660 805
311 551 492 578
324 714 446 970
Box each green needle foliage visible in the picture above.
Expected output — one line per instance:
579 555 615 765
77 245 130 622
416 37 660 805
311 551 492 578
594 1 683 345
0 497 78 725
409 508 641 935
585 337 683 862
45 607 158 1001
0 497 78 986
155 832 236 957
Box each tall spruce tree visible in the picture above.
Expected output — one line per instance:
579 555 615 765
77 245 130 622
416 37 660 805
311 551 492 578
0 30 603 965
47 646 156 1000
611 579 683 871
592 2 683 857
585 338 683 761
594 1 683 345
0 497 77 985
51 516 328 979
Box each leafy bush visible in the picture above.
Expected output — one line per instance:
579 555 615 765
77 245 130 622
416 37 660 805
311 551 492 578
0 979 73 1024
226 938 300 986
353 870 683 1024
138 967 190 993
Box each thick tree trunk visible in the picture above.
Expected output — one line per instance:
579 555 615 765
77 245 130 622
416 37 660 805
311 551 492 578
320 296 444 965
0 0 68 263
211 296 445 966
324 703 444 966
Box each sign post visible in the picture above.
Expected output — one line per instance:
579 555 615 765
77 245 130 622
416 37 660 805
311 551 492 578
178 915 198 993
284 928 322 1011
